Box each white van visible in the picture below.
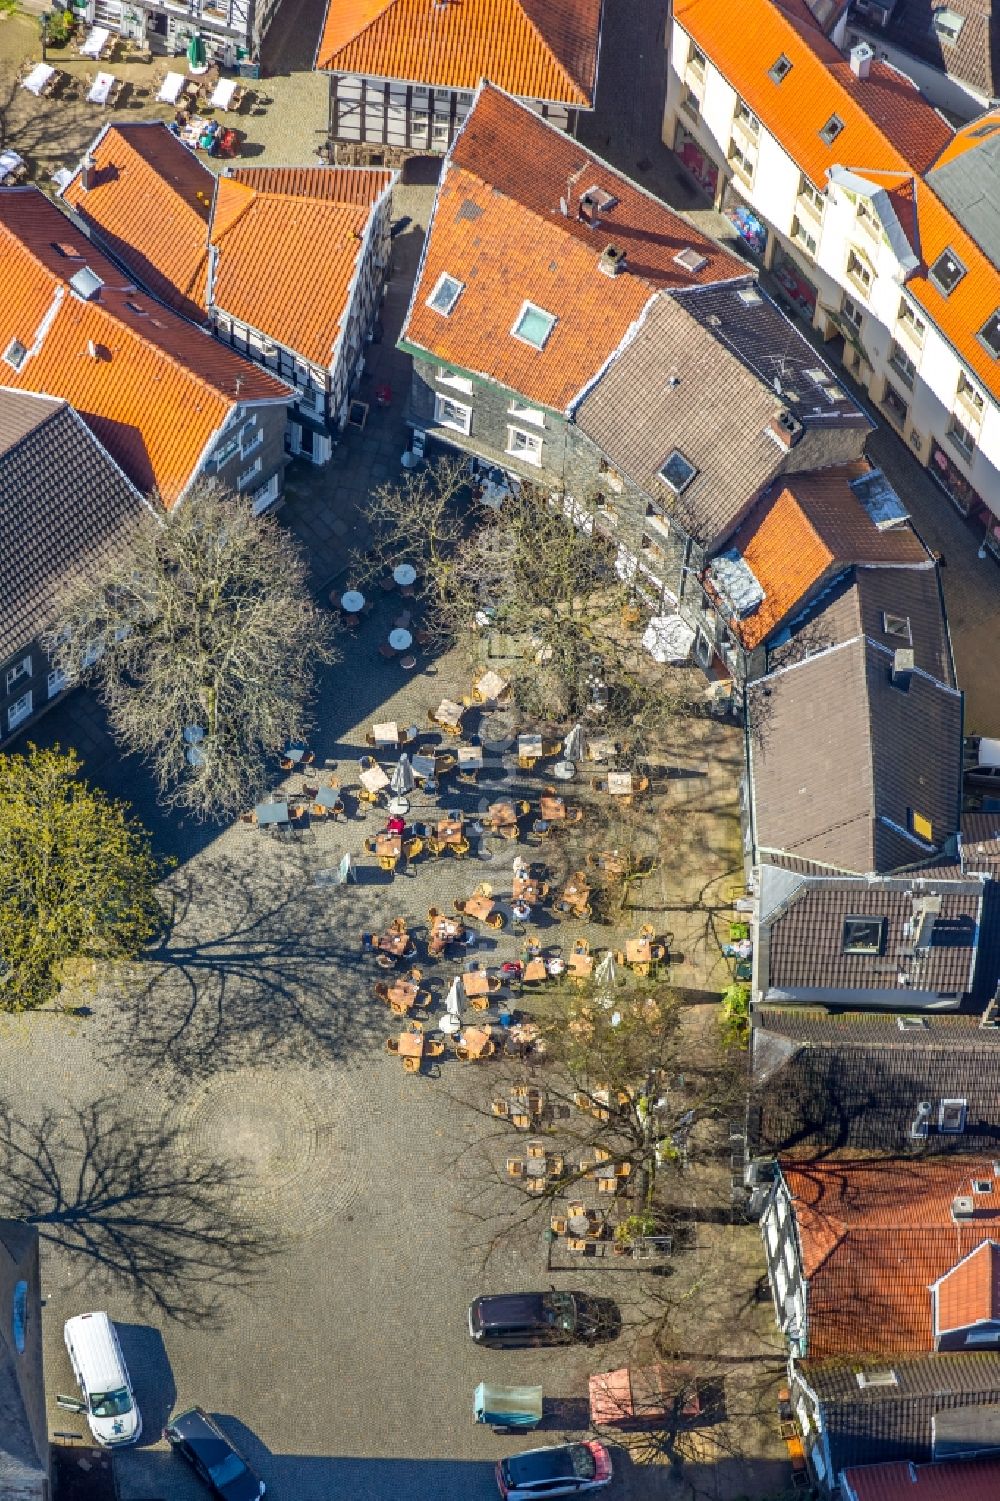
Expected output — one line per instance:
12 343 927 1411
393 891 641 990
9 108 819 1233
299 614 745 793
60 1312 142 1447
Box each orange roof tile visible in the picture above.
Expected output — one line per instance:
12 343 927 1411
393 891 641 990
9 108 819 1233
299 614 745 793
401 84 749 410
710 465 929 649
935 1241 1000 1334
674 0 952 184
209 167 392 369
782 1158 1000 1358
0 188 289 506
63 123 212 325
316 0 603 106
844 1456 1000 1501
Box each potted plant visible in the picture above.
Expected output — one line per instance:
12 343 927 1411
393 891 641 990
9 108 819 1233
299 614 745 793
612 1210 658 1254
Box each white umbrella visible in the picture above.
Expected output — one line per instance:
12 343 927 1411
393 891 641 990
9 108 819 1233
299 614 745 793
594 949 617 1008
562 723 586 763
445 975 463 1016
390 753 415 794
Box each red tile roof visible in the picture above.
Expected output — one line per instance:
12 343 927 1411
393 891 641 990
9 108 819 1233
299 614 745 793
0 187 289 506
210 167 393 368
63 123 212 325
782 1158 1000 1358
315 0 604 106
401 84 749 410
843 1456 1000 1501
935 1242 1000 1335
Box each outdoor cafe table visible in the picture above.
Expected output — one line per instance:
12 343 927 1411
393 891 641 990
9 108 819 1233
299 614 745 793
397 1030 424 1062
433 698 464 729
462 968 491 997
255 799 289 826
375 833 402 863
372 720 400 747
393 563 417 587
539 793 567 821
464 894 495 923
625 936 653 965
559 875 590 912
512 873 543 904
437 816 464 847
359 764 390 794
21 63 55 96
518 733 543 759
376 928 409 957
210 77 240 109
387 979 418 1012
463 1025 493 1059
593 849 628 878
607 771 634 797
458 744 484 771
522 958 548 983
568 951 594 979
431 915 464 944
156 69 187 104
487 800 519 833
586 735 617 762
87 71 117 105
474 669 509 703
0 150 25 184
315 785 342 811
411 754 437 781
80 24 110 57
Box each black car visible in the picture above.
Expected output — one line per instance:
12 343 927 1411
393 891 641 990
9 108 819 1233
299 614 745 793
469 1290 591 1347
163 1407 265 1501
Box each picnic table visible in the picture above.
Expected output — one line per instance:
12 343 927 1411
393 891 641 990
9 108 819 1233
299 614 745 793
539 793 567 821
80 25 111 57
210 77 242 110
591 849 629 878
359 764 390 794
21 63 55 97
557 874 590 916
586 735 618 762
463 1025 493 1059
87 71 117 106
156 70 188 104
625 936 653 965
568 951 594 978
397 1029 424 1061
432 698 464 729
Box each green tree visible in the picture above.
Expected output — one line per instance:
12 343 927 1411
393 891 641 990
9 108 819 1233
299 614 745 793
0 745 163 1011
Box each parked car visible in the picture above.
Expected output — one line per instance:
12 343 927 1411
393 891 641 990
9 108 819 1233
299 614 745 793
58 1312 141 1448
964 736 1000 787
164 1407 265 1500
468 1291 597 1347
497 1441 613 1500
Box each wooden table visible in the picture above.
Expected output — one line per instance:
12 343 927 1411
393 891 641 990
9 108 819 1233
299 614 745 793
359 765 390 793
458 744 484 771
376 928 409 956
513 874 543 904
387 979 418 1011
518 733 543 758
431 916 464 943
371 721 400 747
434 698 464 729
568 951 594 978
487 801 519 833
522 958 548 983
594 850 629 878
607 771 634 796
464 894 495 922
463 1025 493 1059
625 936 653 964
559 876 590 913
539 793 566 821
437 817 464 846
397 1030 424 1061
375 833 402 862
462 968 491 997
475 670 510 703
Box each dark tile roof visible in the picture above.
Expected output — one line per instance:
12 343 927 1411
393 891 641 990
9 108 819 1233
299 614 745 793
0 389 144 662
575 284 870 549
748 633 962 874
750 1006 1000 1156
878 0 999 103
797 1353 1000 1473
757 869 982 1000
962 814 1000 879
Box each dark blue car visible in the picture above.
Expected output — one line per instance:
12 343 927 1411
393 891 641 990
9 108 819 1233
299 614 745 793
163 1407 265 1501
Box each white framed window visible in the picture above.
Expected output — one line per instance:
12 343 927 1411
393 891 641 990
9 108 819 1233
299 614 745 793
798 176 825 215
240 426 264 459
841 294 864 331
213 435 240 468
508 402 545 428
846 246 873 294
426 273 464 316
237 456 262 489
511 302 557 350
6 690 32 731
728 136 756 181
687 44 706 78
5 656 31 694
938 1098 967 1133
791 217 817 257
882 381 908 427
734 99 760 136
957 371 985 419
251 473 280 514
506 425 543 465
47 668 66 699
888 339 917 388
436 367 473 395
898 297 926 345
434 393 472 435
946 413 976 460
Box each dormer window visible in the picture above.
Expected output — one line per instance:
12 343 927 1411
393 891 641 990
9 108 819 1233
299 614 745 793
819 115 844 145
511 302 556 350
426 273 464 316
929 248 966 296
843 916 886 955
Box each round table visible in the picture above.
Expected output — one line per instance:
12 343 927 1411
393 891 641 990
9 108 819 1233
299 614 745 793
568 1214 591 1236
341 590 365 614
388 796 410 816
389 627 413 651
393 563 417 587
439 1013 462 1036
552 760 576 781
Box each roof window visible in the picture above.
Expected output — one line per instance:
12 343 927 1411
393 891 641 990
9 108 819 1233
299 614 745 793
856 1370 898 1389
929 248 966 296
819 115 845 145
931 7 964 40
658 449 697 493
674 246 708 273
938 1098 967 1133
2 338 27 372
737 287 762 306
511 302 556 350
843 915 886 955
426 273 464 316
68 266 104 302
768 53 792 82
52 241 84 259
909 808 933 842
896 1015 928 1030
882 612 911 641
971 121 1000 139
973 1179 993 1194
977 310 1000 360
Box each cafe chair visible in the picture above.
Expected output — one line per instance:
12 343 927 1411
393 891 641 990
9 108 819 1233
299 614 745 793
364 836 378 855
404 1018 424 1033
479 1040 496 1058
385 1037 399 1053
378 642 398 660
565 806 584 824
486 911 505 930
527 1140 546 1159
379 854 398 872
455 1044 471 1062
506 1158 526 1178
239 810 257 825
633 775 650 794
526 1177 546 1194
413 989 432 1009
492 1098 509 1117
402 1055 420 1073
373 981 391 1002
550 1216 567 1235
469 994 490 1014
452 838 470 857
425 1039 444 1058
453 898 467 914
566 1238 588 1254
310 802 328 820
375 953 394 970
511 1110 530 1129
427 907 441 923
403 836 424 861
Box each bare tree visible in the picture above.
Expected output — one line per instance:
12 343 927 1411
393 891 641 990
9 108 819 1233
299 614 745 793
46 481 337 820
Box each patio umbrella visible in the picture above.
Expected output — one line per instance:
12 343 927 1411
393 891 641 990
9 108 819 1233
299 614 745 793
562 723 586 763
594 950 617 1008
444 975 463 1016
390 753 415 794
187 33 205 67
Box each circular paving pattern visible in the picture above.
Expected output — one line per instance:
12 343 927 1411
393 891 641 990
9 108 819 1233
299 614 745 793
175 1065 370 1236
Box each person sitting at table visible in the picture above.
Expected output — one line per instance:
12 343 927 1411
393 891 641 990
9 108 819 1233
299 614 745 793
512 900 532 924
386 814 406 836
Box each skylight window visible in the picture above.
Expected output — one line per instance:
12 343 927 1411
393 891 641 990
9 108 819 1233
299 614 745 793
511 302 556 350
426 273 464 316
843 916 886 955
52 241 84 259
931 7 964 40
938 1098 967 1133
856 1370 898 1389
929 248 966 296
882 612 912 641
819 115 845 145
2 338 27 372
674 246 708 273
769 53 792 82
658 450 697 493
978 310 1000 360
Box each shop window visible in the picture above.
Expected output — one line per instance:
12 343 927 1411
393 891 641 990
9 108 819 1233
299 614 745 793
882 382 908 427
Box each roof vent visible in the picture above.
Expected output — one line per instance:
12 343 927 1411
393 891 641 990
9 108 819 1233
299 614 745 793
69 266 104 301
86 339 99 360
674 246 708 274
768 408 803 448
80 153 97 192
598 244 627 278
952 1195 975 1221
891 647 914 689
850 40 874 79
913 893 942 949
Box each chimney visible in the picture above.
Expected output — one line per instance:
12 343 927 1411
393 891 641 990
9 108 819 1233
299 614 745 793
850 41 874 79
598 244 627 277
767 409 803 449
86 339 98 359
952 1195 975 1222
891 647 914 689
80 154 97 192
913 894 943 949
